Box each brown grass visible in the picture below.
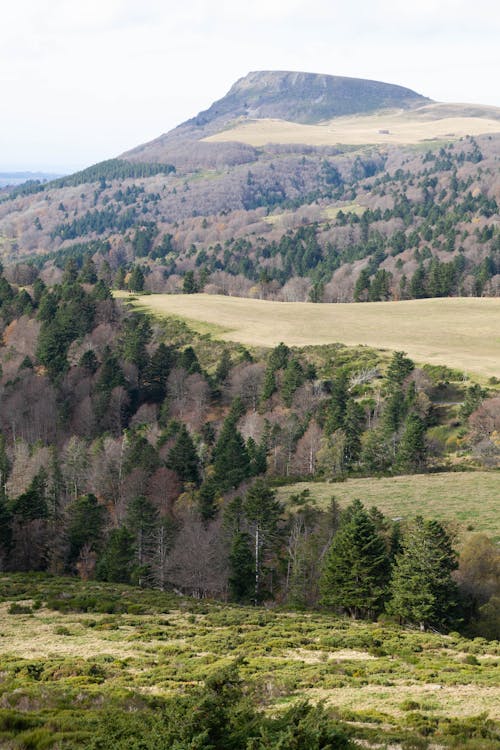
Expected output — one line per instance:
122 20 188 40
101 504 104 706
203 103 500 147
117 293 500 379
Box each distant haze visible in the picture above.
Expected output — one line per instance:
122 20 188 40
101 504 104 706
1 1 499 171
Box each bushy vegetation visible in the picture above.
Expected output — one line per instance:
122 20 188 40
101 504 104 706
0 574 499 749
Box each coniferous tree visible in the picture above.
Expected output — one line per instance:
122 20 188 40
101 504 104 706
228 531 255 602
212 417 251 492
66 493 106 569
243 479 283 603
97 527 135 583
395 413 427 473
320 501 390 619
167 425 200 485
388 517 459 631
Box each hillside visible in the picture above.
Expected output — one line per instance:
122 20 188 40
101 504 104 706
121 293 500 379
0 70 498 307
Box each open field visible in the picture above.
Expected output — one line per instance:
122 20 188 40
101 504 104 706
0 575 499 748
118 293 500 379
204 103 500 147
278 471 500 540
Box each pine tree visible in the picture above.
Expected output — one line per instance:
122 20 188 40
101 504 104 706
387 517 459 631
243 479 282 603
97 527 135 583
324 371 349 435
320 501 390 619
395 413 427 473
212 417 251 492
167 425 200 485
343 399 364 466
228 532 255 602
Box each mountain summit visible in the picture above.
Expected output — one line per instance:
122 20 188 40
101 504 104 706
123 70 430 164
188 70 430 127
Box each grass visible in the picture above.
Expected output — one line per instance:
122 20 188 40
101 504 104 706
278 471 500 539
203 102 500 147
0 574 499 748
116 293 500 380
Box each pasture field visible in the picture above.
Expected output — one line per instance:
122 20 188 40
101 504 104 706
204 102 500 147
278 471 500 540
0 575 499 749
118 293 500 379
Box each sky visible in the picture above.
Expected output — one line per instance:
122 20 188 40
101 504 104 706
2 0 500 172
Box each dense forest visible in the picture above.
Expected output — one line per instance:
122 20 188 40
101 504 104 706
0 265 498 639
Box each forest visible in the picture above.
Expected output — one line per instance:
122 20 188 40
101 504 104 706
0 262 498 645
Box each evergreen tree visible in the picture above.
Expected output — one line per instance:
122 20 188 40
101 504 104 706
228 531 255 602
395 413 427 473
66 493 106 567
324 371 349 435
388 517 459 630
243 479 283 603
97 527 135 583
167 425 200 485
198 478 219 522
282 358 304 407
212 417 251 492
386 351 415 386
128 265 145 292
320 501 390 619
10 470 48 521
343 400 364 466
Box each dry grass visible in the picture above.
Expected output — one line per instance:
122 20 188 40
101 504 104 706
118 293 500 379
203 103 500 147
279 471 500 538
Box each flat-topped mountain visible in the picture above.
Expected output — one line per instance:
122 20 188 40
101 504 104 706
187 70 430 125
123 70 430 163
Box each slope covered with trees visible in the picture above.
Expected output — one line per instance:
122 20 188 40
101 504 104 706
0 265 498 639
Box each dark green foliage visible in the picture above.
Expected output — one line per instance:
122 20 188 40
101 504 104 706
97 527 136 583
78 255 98 284
36 284 97 380
343 400 364 466
127 265 145 292
324 372 349 434
66 494 106 567
49 159 175 189
124 433 160 476
228 532 255 602
244 479 283 603
10 471 48 521
121 313 152 372
198 478 219 522
386 351 415 386
388 517 460 630
282 357 305 406
167 425 200 485
320 500 390 618
142 343 173 402
182 270 199 293
212 417 251 492
395 413 427 473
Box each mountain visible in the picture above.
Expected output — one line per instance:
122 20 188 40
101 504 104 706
0 70 499 303
123 70 430 163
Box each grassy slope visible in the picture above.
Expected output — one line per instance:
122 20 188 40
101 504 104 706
118 293 500 380
0 575 499 748
278 471 500 540
204 104 500 147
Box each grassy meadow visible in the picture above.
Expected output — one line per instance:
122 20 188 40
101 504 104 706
0 575 499 749
279 471 500 540
118 293 500 380
204 103 500 147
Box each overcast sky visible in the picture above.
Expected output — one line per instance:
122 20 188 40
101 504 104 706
2 0 500 172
